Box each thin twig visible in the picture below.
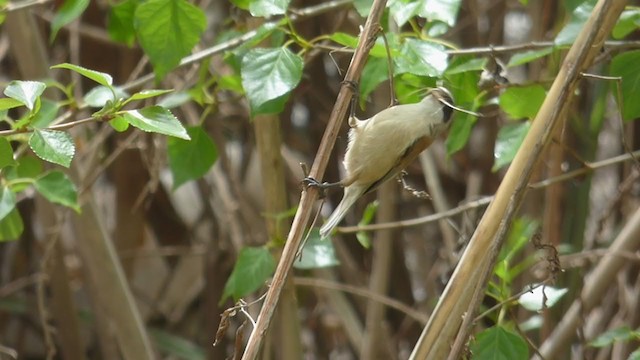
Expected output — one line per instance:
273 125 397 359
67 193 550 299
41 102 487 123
4 0 52 12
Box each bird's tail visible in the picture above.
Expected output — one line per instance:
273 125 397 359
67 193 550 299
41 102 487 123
319 185 365 239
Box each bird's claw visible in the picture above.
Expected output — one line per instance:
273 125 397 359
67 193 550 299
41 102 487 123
302 177 330 198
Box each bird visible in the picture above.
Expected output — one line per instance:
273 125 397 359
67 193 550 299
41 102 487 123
318 87 455 238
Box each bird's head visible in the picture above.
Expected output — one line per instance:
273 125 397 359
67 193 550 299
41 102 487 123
429 87 455 124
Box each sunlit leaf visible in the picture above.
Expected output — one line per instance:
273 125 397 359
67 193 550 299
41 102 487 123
84 86 128 108
50 0 90 41
34 171 80 212
610 50 640 122
250 0 290 17
518 284 568 312
168 126 217 189
295 229 340 269
493 122 530 172
28 129 75 167
52 63 113 88
470 326 529 360
222 246 275 303
417 0 461 27
128 89 174 102
122 106 190 139
394 39 448 77
109 116 130 132
135 0 206 79
0 98 24 111
0 186 16 222
4 81 46 111
241 47 303 115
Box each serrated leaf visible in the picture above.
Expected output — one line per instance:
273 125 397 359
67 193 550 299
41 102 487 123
518 285 568 312
470 326 529 360
499 85 546 119
417 0 461 27
34 171 80 212
241 47 303 115
107 0 138 46
508 47 554 67
610 50 640 122
250 0 290 17
4 81 46 111
493 122 530 171
294 229 339 269
589 326 639 348
122 106 190 139
221 247 275 303
394 39 448 77
50 0 90 41
84 86 128 108
0 208 23 242
29 129 75 167
51 63 113 88
168 126 217 189
0 137 16 169
109 116 130 132
0 186 16 222
0 97 24 111
134 0 206 79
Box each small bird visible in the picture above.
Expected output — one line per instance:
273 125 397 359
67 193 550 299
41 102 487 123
318 87 455 238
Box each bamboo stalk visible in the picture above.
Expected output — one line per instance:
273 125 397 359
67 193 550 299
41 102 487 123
409 0 627 358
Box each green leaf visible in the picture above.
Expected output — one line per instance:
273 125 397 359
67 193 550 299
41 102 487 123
518 285 568 312
359 57 390 109
0 98 24 111
394 39 448 77
241 47 303 115
222 246 275 302
589 326 640 348
109 115 130 132
168 126 217 189
417 0 462 27
128 89 174 102
610 50 640 122
294 229 339 269
30 99 61 129
121 106 190 140
353 0 373 17
51 63 113 88
28 129 75 168
508 47 554 67
0 208 23 242
250 0 290 17
108 0 138 46
230 0 250 10
493 122 530 172
50 0 90 41
84 86 128 108
0 137 16 169
4 156 43 185
612 9 640 39
446 113 476 154
499 85 546 119
150 328 206 360
389 0 420 27
134 0 206 79
445 57 487 75
4 81 46 111
34 171 80 212
630 349 640 360
0 186 16 222
158 91 192 108
555 1 593 45
356 201 378 249
471 326 529 360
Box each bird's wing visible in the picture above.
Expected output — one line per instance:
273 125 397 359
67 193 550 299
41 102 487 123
363 135 433 194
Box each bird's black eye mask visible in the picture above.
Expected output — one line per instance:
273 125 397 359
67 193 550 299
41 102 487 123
432 88 455 123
